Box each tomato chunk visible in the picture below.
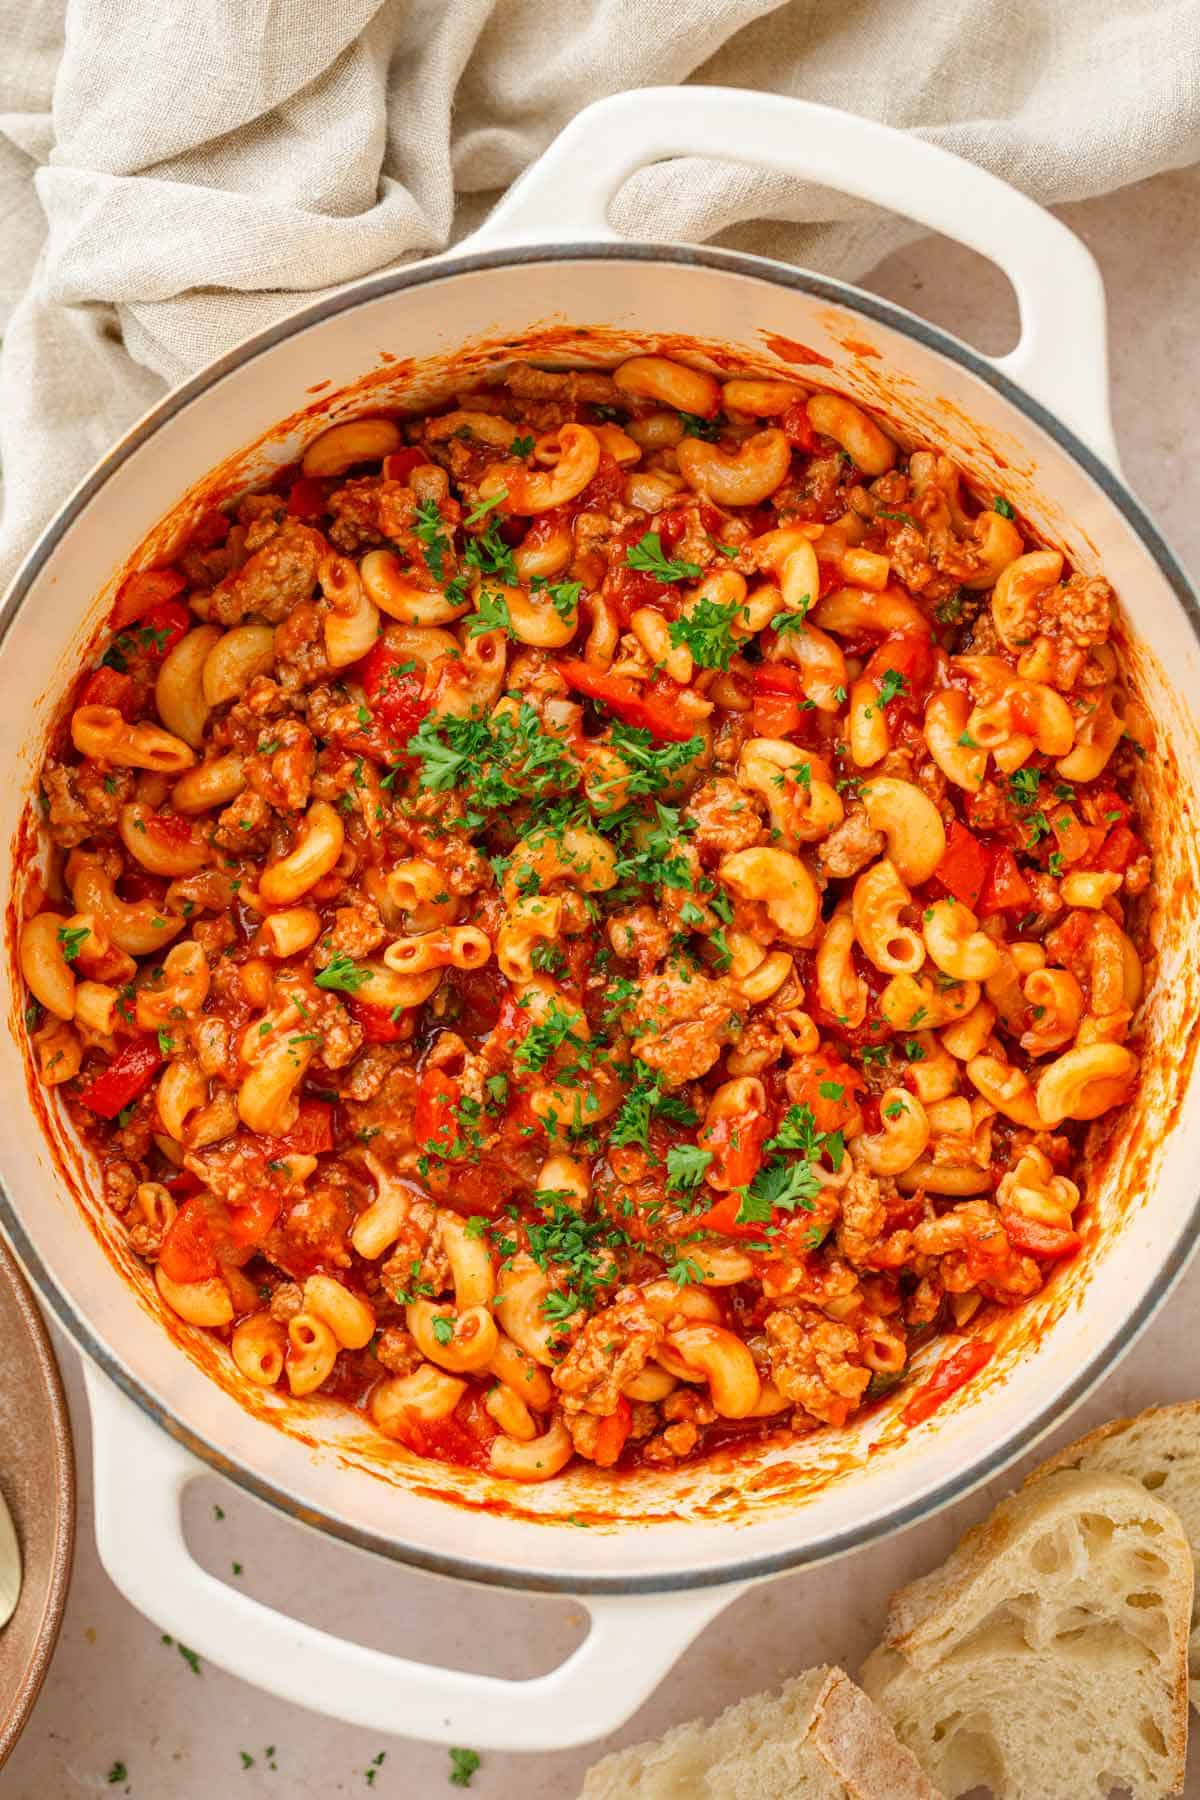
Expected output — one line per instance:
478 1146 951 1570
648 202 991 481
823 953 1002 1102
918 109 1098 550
286 475 327 519
260 1098 335 1158
1001 1212 1081 1260
80 666 136 719
348 997 410 1045
558 659 697 742
935 821 990 910
225 1189 283 1248
382 447 427 484
414 1068 461 1158
111 567 187 631
592 1396 632 1468
699 1106 770 1193
77 1035 163 1119
358 638 431 749
1093 822 1147 873
977 844 1033 914
750 663 817 739
159 1195 218 1284
692 1192 768 1241
901 1340 993 1427
863 634 934 723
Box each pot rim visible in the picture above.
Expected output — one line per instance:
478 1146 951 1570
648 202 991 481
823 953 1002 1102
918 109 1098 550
3 239 1199 1596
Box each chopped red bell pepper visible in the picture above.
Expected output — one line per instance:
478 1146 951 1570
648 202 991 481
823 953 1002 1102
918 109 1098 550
162 1169 203 1201
863 634 934 722
558 658 697 742
188 507 231 549
286 476 328 519
692 1192 767 1241
779 397 821 454
592 1396 632 1468
1093 823 1147 873
1001 1212 1082 1260
137 599 192 658
784 1054 864 1134
977 844 1033 914
751 662 815 738
158 1195 218 1284
382 447 427 484
699 1106 770 1193
348 997 411 1045
414 1067 461 1158
225 1189 284 1248
902 1340 994 1427
935 821 990 910
80 666 137 719
260 1097 335 1158
111 567 187 630
77 1035 164 1120
358 639 431 749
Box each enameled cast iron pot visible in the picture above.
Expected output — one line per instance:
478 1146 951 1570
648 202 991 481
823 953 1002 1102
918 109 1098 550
3 91 1200 1749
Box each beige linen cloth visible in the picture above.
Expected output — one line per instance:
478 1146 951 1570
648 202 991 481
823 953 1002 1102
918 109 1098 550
2 0 1198 588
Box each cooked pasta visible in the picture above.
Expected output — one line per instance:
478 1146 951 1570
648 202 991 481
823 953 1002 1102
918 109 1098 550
18 359 1151 1479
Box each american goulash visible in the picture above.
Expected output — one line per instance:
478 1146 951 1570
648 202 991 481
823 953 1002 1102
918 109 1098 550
18 357 1151 1478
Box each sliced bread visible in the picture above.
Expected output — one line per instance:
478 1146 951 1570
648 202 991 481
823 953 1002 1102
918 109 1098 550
579 1664 942 1799
1027 1399 1200 1708
860 1468 1192 1799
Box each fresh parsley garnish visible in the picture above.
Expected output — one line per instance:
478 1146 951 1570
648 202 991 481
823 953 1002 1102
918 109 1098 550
665 1144 713 1192
668 597 742 670
625 531 702 584
315 951 372 994
56 923 89 963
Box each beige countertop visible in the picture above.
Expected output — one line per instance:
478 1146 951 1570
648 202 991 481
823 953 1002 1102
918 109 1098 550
4 161 1200 1800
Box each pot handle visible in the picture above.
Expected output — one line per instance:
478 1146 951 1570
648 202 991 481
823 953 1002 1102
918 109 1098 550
470 87 1117 467
84 1366 742 1749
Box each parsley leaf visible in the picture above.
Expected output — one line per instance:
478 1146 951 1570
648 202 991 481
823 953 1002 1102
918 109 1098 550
992 495 1015 519
465 588 513 637
668 598 742 670
677 410 723 441
56 924 89 963
877 668 907 706
315 950 372 994
449 1748 482 1787
625 531 702 584
665 1144 713 1192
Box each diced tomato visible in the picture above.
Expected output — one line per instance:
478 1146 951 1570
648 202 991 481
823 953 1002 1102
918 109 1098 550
162 1169 203 1201
80 666 136 719
692 1192 768 1241
575 452 625 515
592 1396 633 1468
286 475 327 519
111 567 187 630
1093 823 1146 873
658 499 724 549
143 810 197 851
347 997 411 1045
785 1053 864 1134
414 1067 460 1158
1001 1212 1081 1260
863 634 934 723
1090 786 1131 828
261 1098 335 1158
901 1340 993 1427
137 599 192 658
700 1107 770 1193
158 1195 219 1285
225 1189 283 1248
779 397 821 454
750 663 815 739
977 844 1033 914
935 821 990 910
189 507 231 549
77 1035 163 1120
358 637 432 749
558 658 697 742
381 447 427 484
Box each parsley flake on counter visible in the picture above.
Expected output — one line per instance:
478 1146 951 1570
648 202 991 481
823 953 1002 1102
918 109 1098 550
449 1747 482 1787
107 1763 129 1786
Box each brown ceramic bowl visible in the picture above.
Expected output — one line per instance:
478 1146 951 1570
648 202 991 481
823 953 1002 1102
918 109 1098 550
0 1233 74 1769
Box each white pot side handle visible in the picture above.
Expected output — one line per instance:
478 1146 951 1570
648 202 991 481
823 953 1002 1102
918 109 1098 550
471 86 1118 469
84 1366 742 1749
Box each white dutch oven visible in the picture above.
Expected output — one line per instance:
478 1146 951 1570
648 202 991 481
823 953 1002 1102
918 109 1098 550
3 89 1200 1750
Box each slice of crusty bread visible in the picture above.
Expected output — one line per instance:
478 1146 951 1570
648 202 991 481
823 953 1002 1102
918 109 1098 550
1027 1399 1200 1709
579 1664 942 1799
860 1469 1192 1799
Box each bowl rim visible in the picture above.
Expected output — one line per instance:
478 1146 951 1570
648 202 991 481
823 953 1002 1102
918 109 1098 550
2 238 1199 1596
0 1232 75 1767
